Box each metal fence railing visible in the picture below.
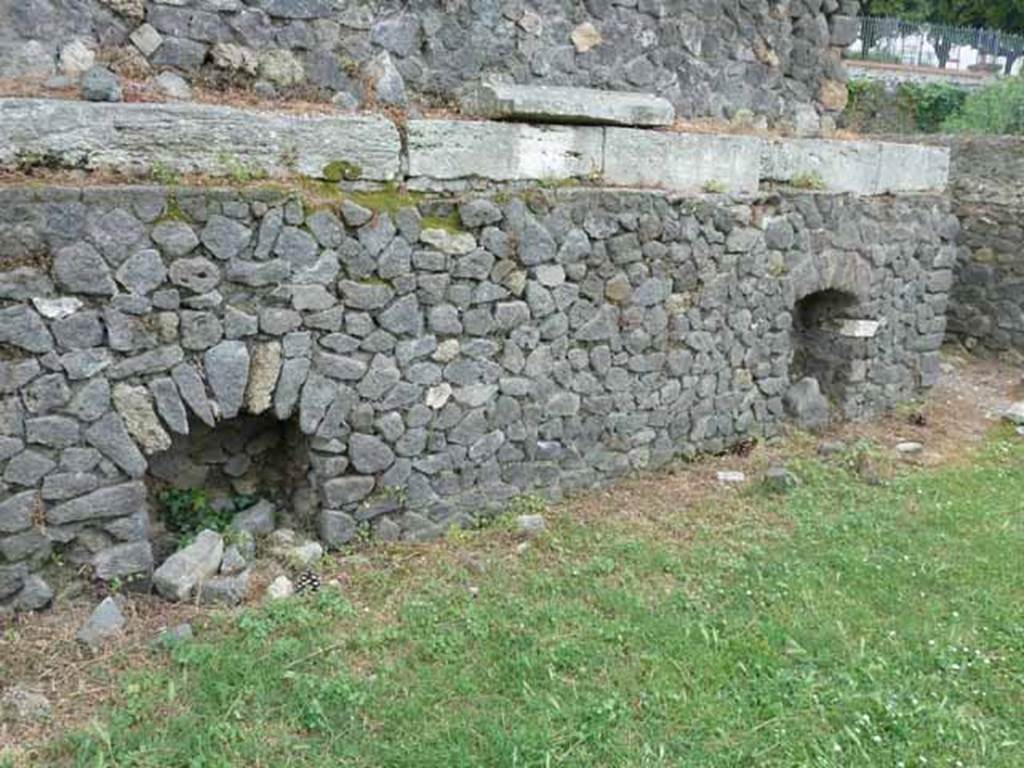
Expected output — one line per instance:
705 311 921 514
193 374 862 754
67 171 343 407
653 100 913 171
846 16 1024 75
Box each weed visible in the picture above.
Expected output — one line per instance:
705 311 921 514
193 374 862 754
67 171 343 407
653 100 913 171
789 171 826 190
702 179 727 194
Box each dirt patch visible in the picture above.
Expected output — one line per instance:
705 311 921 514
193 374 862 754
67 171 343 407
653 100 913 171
1 349 1020 761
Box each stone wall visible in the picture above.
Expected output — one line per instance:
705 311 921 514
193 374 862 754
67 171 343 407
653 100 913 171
943 137 1024 353
0 0 860 129
0 182 957 610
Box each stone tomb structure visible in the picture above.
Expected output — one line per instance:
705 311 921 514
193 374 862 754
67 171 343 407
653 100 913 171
0 171 957 611
0 66 959 610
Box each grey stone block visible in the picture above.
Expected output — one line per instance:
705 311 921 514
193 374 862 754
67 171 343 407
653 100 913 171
407 120 603 184
91 541 154 581
460 82 674 127
153 529 224 601
47 481 148 526
0 98 401 181
603 129 763 193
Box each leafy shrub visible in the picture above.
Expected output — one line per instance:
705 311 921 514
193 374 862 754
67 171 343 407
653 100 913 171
842 80 967 134
943 76 1024 135
157 488 256 538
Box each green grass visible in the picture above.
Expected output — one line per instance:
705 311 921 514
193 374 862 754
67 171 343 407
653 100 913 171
51 431 1024 767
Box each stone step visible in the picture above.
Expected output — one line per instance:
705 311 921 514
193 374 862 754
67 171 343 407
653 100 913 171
0 98 401 182
459 82 675 127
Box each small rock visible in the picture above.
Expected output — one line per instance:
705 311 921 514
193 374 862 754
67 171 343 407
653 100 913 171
153 530 224 601
60 39 96 77
817 440 846 456
896 441 923 456
1002 402 1024 425
784 377 830 433
153 71 191 100
199 570 250 606
515 514 546 537
80 65 122 102
154 622 193 647
15 575 54 612
229 499 275 536
76 597 126 648
717 470 746 484
219 545 246 575
266 575 294 600
764 465 799 493
1 685 52 723
288 541 324 567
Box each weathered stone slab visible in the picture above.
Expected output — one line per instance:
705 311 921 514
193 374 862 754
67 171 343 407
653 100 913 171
47 481 147 526
761 138 950 195
459 82 675 127
153 529 224 601
603 129 763 193
407 120 603 184
0 98 401 181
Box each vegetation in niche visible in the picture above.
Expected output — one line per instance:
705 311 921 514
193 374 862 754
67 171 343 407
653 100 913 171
218 154 269 185
158 194 190 223
149 160 181 186
944 76 1024 135
702 179 727 193
156 488 256 541
789 172 827 190
321 160 363 182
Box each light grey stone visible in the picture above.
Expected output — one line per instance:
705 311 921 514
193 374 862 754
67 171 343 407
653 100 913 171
91 541 154 581
0 490 35 534
85 412 147 477
204 341 250 419
783 377 830 432
48 481 147 525
41 471 100 501
152 221 200 258
349 433 394 473
460 82 674 127
148 376 189 434
26 415 79 448
180 311 223 350
171 362 216 427
0 306 54 354
81 66 122 102
4 451 56 486
319 509 357 546
230 499 276 535
153 529 224 601
0 98 402 181
76 597 126 647
407 120 603 184
31 297 82 320
201 215 252 260
112 383 171 454
116 249 167 294
603 129 762 194
323 476 375 507
169 256 220 293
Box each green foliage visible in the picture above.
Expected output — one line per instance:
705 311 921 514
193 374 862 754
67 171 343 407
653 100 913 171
943 75 1024 134
51 432 1024 766
789 172 827 190
150 161 181 186
843 79 968 134
321 159 363 182
701 179 727 194
156 488 255 539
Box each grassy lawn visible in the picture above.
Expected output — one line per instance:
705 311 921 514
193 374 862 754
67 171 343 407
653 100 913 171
34 430 1024 767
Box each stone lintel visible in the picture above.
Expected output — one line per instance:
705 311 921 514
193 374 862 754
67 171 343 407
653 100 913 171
459 82 675 127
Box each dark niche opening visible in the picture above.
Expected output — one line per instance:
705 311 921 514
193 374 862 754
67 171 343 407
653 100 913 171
146 413 313 553
790 289 861 402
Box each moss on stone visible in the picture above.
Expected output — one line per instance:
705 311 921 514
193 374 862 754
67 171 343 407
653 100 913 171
420 212 463 234
322 160 363 182
347 184 426 215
